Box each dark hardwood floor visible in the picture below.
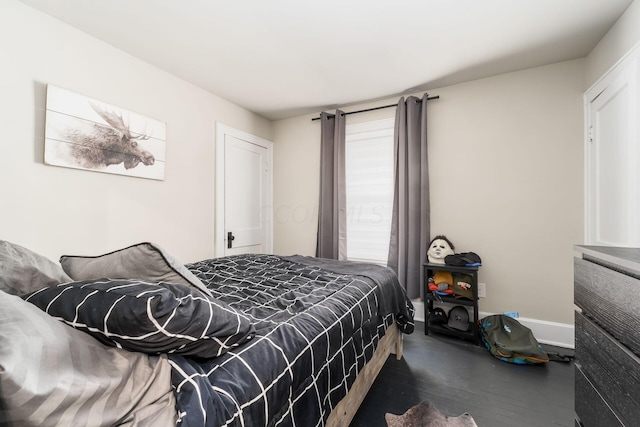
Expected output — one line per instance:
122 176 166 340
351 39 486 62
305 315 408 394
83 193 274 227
351 322 574 427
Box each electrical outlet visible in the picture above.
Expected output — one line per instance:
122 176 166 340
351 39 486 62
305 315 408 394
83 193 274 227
477 282 486 298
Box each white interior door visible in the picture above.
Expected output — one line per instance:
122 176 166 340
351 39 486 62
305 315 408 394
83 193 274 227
585 45 640 246
216 124 273 256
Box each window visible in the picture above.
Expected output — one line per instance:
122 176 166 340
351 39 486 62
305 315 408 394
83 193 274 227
345 118 395 264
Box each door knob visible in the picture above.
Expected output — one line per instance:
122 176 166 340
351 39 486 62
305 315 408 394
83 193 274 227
227 231 235 249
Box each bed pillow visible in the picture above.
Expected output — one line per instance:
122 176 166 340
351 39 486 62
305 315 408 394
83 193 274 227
0 239 71 296
23 278 255 358
59 242 212 297
0 289 177 427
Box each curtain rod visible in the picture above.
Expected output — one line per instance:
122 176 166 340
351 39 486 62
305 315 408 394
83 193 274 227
311 95 439 121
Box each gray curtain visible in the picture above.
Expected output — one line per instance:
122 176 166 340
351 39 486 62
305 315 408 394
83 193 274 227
387 95 430 299
316 110 347 260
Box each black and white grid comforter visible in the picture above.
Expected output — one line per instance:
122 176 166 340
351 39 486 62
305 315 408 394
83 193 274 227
169 254 414 427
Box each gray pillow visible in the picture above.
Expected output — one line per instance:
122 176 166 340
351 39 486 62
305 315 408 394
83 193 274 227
60 242 212 297
0 240 71 296
0 289 177 426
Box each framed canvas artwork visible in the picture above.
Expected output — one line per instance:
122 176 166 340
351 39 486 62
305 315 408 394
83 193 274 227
44 85 166 180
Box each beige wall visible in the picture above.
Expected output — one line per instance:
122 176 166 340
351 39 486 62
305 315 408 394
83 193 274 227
586 0 640 88
274 59 585 325
0 0 272 263
272 114 321 256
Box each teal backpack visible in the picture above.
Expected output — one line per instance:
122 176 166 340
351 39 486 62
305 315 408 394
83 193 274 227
479 314 550 364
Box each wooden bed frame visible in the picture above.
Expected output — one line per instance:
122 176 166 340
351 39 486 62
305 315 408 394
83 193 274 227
326 322 403 427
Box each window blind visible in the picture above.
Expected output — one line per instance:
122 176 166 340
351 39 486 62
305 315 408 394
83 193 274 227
345 118 394 264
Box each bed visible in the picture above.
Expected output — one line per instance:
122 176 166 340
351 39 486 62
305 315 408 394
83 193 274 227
0 241 414 426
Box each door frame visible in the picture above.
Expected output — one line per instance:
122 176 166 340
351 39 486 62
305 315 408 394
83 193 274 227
584 40 640 246
215 123 273 256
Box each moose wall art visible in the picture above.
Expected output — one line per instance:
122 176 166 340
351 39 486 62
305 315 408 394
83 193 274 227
44 85 166 180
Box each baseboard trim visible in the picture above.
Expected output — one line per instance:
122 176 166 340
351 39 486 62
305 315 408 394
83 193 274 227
410 301 574 349
413 301 425 323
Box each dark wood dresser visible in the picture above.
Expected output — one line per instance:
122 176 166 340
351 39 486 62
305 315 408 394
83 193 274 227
574 245 640 426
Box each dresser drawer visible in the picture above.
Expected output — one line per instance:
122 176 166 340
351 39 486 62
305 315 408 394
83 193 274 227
575 364 624 427
574 257 640 356
575 312 640 425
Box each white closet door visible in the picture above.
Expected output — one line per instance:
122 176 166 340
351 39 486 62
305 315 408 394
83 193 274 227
585 45 640 246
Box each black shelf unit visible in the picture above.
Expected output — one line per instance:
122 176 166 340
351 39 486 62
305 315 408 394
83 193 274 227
423 262 480 345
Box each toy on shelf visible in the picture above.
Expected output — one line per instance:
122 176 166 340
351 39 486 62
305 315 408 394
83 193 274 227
426 235 455 264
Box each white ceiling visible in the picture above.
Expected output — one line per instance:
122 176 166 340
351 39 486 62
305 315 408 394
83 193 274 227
19 0 633 120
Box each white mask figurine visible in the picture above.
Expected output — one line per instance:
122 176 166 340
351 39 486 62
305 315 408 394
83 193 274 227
427 235 455 264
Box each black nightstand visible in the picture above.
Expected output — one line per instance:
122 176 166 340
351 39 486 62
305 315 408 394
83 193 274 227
423 262 480 345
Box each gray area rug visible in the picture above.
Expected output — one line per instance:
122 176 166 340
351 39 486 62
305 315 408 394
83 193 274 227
385 401 478 427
